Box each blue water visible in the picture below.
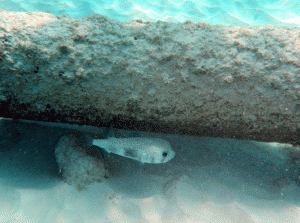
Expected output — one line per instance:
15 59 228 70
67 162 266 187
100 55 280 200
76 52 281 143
1 0 300 222
0 0 300 26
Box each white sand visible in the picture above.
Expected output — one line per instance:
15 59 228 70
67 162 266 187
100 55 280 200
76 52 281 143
1 0 300 221
1 164 300 222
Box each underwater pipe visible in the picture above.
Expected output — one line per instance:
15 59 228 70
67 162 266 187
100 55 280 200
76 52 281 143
0 11 300 145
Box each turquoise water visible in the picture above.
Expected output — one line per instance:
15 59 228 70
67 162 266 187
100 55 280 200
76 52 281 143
1 1 300 222
1 0 300 26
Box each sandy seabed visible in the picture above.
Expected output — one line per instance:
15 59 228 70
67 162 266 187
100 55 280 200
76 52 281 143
1 119 300 223
1 0 300 222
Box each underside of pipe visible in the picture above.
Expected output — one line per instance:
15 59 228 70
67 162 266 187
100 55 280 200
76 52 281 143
0 11 300 144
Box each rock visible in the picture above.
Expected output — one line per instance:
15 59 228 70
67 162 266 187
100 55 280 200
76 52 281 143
54 134 111 190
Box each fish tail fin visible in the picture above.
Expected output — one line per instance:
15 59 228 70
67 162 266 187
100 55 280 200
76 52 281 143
92 139 112 153
107 127 115 138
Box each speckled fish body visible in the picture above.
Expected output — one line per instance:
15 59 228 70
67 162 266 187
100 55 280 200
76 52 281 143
93 137 175 164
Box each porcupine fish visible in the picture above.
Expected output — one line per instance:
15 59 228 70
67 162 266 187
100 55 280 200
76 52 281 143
93 128 175 164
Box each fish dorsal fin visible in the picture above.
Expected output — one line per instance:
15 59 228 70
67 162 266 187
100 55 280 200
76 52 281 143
107 127 115 138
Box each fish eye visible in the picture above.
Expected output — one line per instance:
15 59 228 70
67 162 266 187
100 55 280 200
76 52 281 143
162 152 168 157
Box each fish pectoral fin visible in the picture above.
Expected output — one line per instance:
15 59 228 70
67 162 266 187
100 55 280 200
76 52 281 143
123 149 139 158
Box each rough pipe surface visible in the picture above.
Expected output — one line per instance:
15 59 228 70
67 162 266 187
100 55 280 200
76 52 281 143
0 11 300 144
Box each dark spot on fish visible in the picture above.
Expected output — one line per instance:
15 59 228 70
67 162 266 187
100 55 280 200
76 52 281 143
124 149 138 158
151 157 155 163
162 152 168 157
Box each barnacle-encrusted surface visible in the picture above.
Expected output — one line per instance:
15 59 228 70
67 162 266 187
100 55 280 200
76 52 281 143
1 11 300 144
